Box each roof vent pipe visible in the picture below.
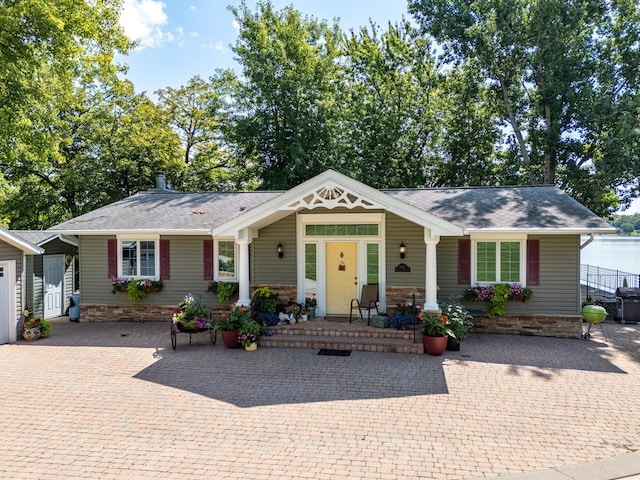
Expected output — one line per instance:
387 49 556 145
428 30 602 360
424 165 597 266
155 172 166 190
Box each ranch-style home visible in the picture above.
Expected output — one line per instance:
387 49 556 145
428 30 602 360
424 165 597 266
46 169 614 338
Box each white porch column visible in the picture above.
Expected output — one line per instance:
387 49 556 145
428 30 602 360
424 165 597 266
424 233 440 312
236 229 252 307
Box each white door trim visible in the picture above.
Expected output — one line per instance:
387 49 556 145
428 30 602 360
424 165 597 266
0 260 17 344
296 213 387 315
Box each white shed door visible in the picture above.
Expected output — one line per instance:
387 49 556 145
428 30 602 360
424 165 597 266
44 256 64 319
0 266 9 344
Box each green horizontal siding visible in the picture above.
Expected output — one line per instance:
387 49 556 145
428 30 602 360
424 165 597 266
437 235 580 315
252 214 297 285
385 213 425 286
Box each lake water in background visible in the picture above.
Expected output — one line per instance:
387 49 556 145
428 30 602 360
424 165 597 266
580 235 640 274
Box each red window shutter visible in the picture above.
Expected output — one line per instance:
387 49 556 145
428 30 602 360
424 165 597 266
458 239 471 284
203 239 214 280
526 239 540 286
107 239 118 279
160 239 170 280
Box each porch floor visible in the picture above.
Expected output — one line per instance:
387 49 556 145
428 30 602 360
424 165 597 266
259 316 424 354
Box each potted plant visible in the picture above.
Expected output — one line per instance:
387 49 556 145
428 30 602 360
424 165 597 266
214 303 250 348
23 317 52 340
172 293 211 332
111 277 163 301
418 311 454 356
439 301 474 351
464 282 532 317
238 318 261 351
216 281 238 303
390 302 421 330
285 301 304 322
252 287 280 326
305 295 317 318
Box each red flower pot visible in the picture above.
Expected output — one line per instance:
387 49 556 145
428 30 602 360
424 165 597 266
423 335 448 356
221 330 240 349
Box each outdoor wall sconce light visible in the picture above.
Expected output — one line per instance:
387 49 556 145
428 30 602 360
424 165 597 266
399 242 406 259
277 242 284 258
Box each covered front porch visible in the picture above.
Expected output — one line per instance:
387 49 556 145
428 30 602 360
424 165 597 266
215 171 463 316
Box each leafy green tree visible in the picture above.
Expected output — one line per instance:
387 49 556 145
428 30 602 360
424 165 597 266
338 21 439 188
0 81 184 229
408 0 640 215
227 1 342 189
0 0 132 172
157 73 252 191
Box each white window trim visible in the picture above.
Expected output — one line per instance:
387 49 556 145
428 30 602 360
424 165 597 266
215 238 238 282
470 234 527 286
116 235 160 279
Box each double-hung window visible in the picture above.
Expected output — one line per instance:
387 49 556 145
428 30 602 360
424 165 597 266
216 240 237 280
120 238 158 278
473 237 525 284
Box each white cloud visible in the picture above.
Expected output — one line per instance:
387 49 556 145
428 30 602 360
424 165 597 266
120 0 169 49
201 41 225 51
190 31 199 38
232 19 240 30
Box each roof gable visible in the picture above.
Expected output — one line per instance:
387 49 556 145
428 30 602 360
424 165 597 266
211 170 464 237
0 227 43 254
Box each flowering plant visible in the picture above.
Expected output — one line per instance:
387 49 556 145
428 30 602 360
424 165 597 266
239 332 257 347
464 282 532 317
285 301 304 318
111 277 163 301
215 303 250 331
305 296 317 308
418 311 454 337
393 302 421 316
237 318 261 347
172 293 211 329
440 301 474 341
23 317 52 337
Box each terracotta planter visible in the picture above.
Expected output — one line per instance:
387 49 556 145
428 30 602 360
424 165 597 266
23 329 41 341
423 335 447 356
221 330 240 349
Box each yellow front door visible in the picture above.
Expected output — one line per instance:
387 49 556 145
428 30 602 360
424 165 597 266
325 242 358 315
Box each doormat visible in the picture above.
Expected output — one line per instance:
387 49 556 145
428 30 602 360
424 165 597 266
324 316 350 323
318 349 352 356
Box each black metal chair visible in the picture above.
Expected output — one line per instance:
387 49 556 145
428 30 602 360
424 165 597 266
350 285 379 324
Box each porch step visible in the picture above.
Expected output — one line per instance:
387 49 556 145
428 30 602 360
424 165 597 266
258 321 423 354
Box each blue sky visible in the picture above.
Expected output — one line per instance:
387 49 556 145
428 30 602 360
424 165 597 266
117 0 409 96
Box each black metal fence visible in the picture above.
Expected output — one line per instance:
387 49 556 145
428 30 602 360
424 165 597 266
580 264 640 296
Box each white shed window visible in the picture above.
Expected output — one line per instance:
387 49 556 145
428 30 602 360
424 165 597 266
119 239 158 278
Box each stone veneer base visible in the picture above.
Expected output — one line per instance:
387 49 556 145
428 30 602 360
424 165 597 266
79 302 583 339
79 304 175 322
472 314 583 339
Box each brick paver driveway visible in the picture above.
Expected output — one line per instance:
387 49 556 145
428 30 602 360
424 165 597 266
1 319 639 479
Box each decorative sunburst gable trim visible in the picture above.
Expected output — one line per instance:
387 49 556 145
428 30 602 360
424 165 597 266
283 181 383 210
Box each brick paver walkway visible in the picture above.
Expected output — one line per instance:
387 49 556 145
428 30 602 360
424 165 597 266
1 319 639 479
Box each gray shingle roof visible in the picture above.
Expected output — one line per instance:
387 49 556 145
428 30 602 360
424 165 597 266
10 230 63 246
50 190 283 233
384 185 613 231
49 183 613 234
